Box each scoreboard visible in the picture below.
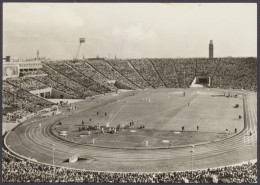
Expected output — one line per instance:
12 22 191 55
3 65 19 79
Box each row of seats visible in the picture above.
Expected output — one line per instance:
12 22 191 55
4 58 256 94
41 64 95 98
2 149 257 183
3 57 256 120
44 61 111 94
150 58 179 88
129 59 165 88
211 58 257 91
106 59 149 88
41 57 256 92
33 75 82 98
2 82 54 121
5 77 49 91
19 69 46 77
86 59 138 89
65 60 117 91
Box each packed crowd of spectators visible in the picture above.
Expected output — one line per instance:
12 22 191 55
151 58 180 88
3 57 256 120
39 57 258 93
5 77 49 91
86 59 138 89
44 61 111 94
211 57 257 91
19 69 47 77
34 76 83 99
3 90 27 118
2 81 54 121
129 59 165 88
66 60 118 92
106 59 149 89
2 149 257 183
172 58 197 88
33 75 81 98
41 64 95 98
2 57 257 182
195 58 219 75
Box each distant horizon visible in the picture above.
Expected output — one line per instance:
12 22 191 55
3 41 258 60
3 56 257 62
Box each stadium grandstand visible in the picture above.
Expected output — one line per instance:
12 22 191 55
3 3 257 183
2 55 257 183
2 57 257 119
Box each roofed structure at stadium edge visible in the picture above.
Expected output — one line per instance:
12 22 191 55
2 41 257 182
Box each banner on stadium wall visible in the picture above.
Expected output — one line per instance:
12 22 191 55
3 65 19 77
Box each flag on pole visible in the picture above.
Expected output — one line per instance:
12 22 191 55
80 38 85 43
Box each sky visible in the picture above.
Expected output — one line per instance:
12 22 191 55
3 3 257 59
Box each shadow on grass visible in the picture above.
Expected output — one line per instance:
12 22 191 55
211 95 225 97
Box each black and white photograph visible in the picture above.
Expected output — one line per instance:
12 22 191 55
2 2 257 183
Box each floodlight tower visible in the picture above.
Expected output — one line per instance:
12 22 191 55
75 38 86 60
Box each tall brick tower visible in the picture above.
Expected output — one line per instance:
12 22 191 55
37 50 39 60
209 40 213 59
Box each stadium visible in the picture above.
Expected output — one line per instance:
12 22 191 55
2 3 257 183
2 55 257 183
